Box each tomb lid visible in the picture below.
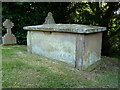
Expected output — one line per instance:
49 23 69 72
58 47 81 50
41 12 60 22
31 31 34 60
23 24 106 34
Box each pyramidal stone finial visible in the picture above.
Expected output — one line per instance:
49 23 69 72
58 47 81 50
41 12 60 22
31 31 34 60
43 12 55 24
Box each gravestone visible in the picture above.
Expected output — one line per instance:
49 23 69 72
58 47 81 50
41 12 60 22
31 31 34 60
2 19 17 45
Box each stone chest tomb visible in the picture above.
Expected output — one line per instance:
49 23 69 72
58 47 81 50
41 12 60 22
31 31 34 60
23 13 106 69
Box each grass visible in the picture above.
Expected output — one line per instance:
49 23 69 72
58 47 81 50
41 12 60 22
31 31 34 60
2 45 119 88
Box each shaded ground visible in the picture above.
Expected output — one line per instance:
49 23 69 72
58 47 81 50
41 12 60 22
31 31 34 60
2 45 119 88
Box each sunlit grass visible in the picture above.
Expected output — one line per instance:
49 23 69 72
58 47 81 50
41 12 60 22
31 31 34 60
2 45 119 88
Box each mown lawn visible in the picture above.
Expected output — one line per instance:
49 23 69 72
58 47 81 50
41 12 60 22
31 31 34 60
2 45 119 88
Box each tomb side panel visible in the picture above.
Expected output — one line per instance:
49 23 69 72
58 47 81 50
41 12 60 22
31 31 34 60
83 32 102 68
30 31 77 66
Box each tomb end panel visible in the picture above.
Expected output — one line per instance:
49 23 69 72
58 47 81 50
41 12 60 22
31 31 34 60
83 32 102 68
29 31 77 66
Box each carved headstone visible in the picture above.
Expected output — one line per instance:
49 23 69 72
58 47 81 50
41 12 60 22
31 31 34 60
2 19 17 45
43 12 55 24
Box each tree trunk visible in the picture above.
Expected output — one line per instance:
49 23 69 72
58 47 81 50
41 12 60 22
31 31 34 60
101 30 111 56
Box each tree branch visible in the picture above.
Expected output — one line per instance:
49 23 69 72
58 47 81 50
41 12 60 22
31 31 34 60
88 2 96 14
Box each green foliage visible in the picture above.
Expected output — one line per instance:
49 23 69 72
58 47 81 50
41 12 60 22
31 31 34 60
67 2 120 56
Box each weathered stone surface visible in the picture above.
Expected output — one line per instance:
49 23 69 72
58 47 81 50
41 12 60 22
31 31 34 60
83 33 102 68
2 19 17 45
23 20 106 69
0 27 2 44
25 30 104 69
27 31 76 66
43 12 55 24
2 33 16 45
23 24 106 34
75 34 84 69
75 33 102 69
3 19 14 29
